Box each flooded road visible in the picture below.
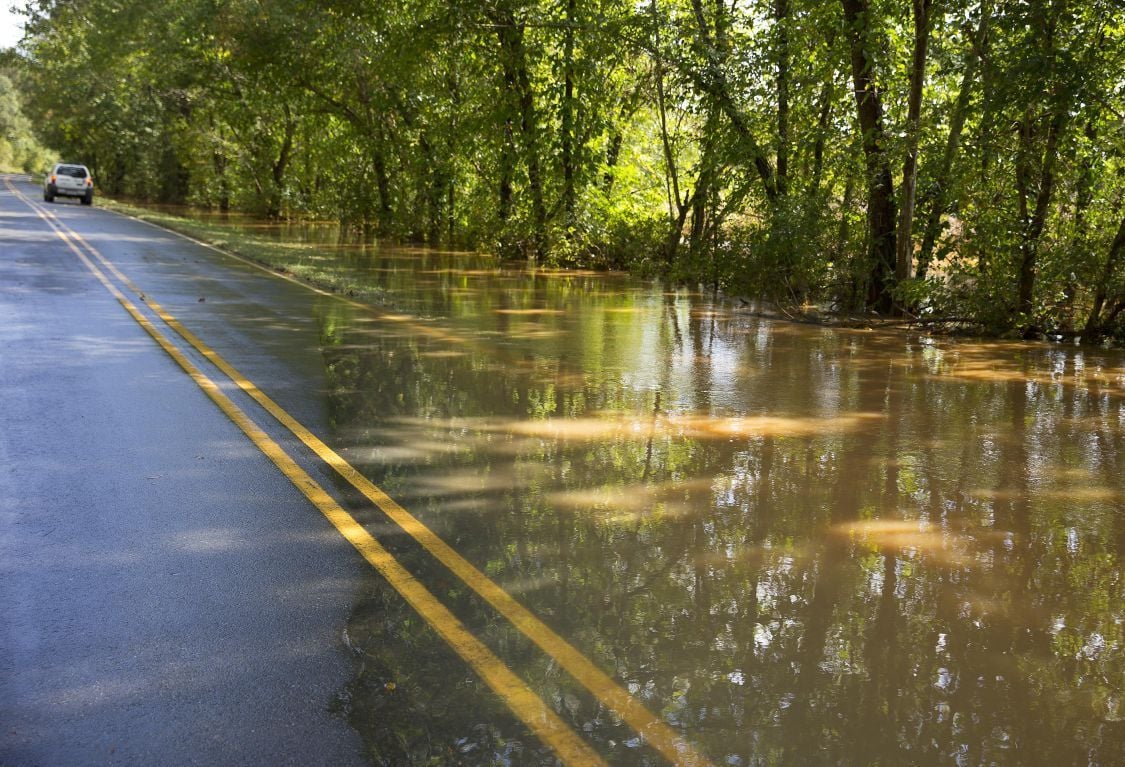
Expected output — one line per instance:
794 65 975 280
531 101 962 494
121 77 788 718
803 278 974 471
16 190 1125 765
229 228 1124 764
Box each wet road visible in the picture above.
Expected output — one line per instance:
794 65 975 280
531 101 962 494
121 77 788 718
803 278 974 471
0 181 372 764
2 174 1124 765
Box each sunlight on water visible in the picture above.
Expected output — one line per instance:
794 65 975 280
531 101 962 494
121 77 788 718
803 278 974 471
287 238 1125 763
158 213 1125 764
831 519 1009 567
388 412 885 442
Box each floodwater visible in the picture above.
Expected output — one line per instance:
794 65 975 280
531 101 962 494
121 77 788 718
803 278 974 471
185 216 1124 764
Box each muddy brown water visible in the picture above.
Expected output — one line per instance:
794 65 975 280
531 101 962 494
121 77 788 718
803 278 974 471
168 214 1125 764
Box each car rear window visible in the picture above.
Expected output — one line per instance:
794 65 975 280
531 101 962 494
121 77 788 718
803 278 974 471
58 166 88 179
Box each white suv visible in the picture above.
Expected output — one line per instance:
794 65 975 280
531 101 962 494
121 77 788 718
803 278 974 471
44 163 94 205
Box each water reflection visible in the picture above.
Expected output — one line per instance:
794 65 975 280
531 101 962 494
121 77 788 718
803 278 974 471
304 253 1125 764
175 217 1122 763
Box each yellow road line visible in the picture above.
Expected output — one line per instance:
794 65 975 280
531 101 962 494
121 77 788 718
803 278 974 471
8 179 608 767
22 183 713 767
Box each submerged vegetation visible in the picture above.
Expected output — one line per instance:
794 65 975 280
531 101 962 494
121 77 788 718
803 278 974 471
6 0 1125 338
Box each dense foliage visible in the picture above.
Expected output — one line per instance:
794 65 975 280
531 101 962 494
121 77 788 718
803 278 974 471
8 0 1125 337
0 55 52 172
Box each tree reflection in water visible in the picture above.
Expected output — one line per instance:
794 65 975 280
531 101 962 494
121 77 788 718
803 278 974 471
314 270 1123 765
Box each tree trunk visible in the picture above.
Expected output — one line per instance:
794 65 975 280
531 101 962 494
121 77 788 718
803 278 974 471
520 81 547 258
894 0 933 286
371 135 393 231
665 193 690 264
809 76 834 199
1013 4 1067 326
841 0 897 313
603 130 623 192
915 10 987 278
689 112 720 259
560 0 577 226
211 118 230 212
213 149 230 212
490 8 547 257
1060 121 1098 328
1015 109 1063 321
688 0 777 202
651 0 684 261
1083 214 1125 338
267 104 295 219
418 133 444 244
499 105 515 224
775 0 790 197
446 64 461 243
836 175 856 268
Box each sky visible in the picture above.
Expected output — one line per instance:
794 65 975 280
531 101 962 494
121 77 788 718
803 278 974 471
1 4 25 49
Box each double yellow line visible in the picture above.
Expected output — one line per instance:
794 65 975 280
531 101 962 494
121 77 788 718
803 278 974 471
6 178 712 767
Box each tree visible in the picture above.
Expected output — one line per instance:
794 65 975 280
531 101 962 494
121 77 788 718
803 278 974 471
12 0 1125 338
841 0 897 313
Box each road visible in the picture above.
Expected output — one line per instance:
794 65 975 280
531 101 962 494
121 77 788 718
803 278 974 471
0 177 381 764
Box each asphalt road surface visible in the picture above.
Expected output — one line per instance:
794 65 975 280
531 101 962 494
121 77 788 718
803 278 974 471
0 177 375 766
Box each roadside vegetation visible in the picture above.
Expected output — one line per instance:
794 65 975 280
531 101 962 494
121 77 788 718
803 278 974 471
6 0 1125 340
0 55 53 174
